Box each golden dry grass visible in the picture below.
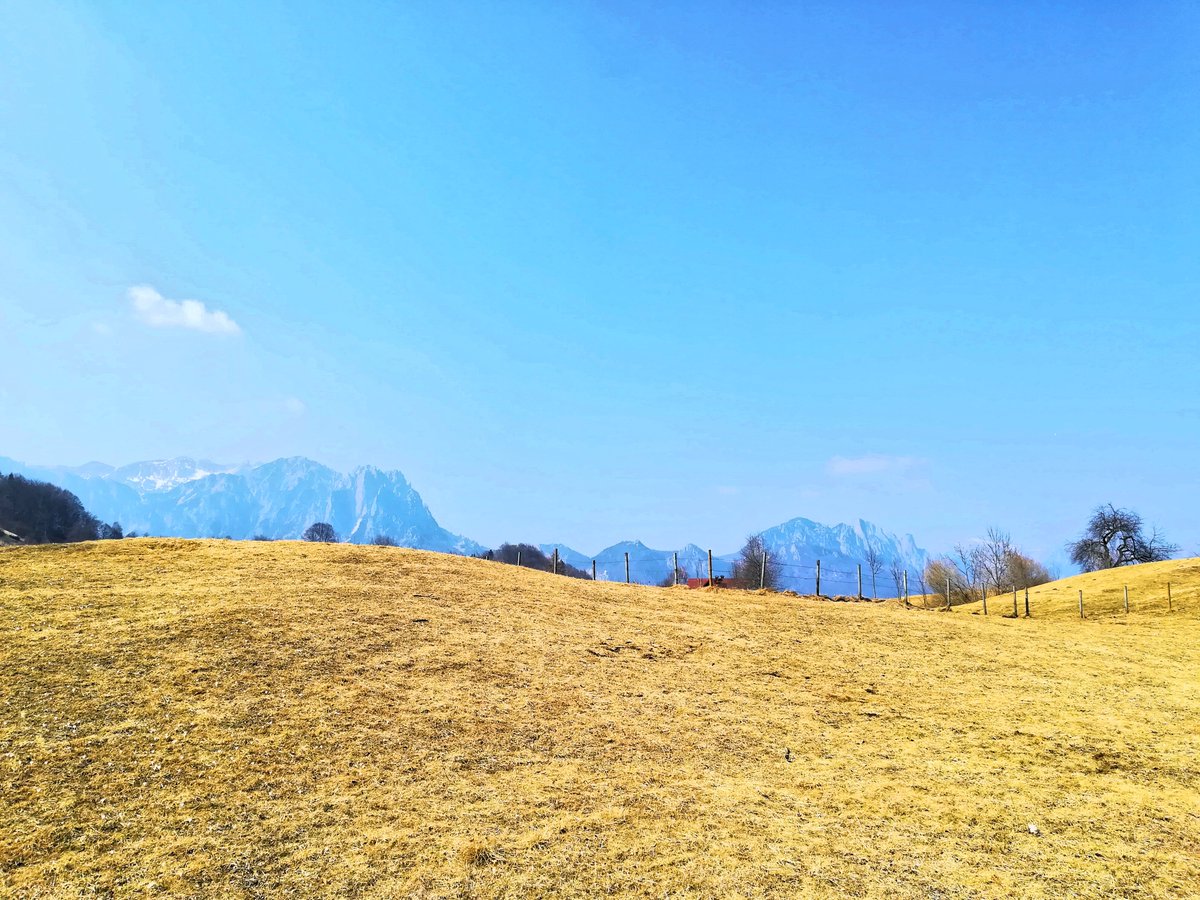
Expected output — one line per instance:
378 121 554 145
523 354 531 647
960 556 1200 621
1 539 1198 898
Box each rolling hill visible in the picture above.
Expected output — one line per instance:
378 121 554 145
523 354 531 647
960 556 1200 620
1 540 1197 897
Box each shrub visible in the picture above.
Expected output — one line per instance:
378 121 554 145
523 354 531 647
302 522 338 543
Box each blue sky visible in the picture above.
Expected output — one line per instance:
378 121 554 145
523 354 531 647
1 1 1197 562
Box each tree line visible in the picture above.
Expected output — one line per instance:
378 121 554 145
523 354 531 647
0 473 128 544
477 543 593 579
922 528 1052 605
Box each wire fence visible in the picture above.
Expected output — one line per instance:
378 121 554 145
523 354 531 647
518 548 1187 619
468 547 1190 624
548 548 906 598
472 547 1195 624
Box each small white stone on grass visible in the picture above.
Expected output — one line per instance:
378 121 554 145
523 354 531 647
1028 823 1040 835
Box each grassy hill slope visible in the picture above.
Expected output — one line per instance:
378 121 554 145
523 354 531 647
2 540 1198 898
961 556 1200 620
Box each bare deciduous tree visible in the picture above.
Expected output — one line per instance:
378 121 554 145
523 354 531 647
974 528 1014 595
928 529 1053 606
889 559 906 603
969 528 1053 591
864 541 883 599
1068 505 1179 571
732 534 780 590
926 557 975 607
658 563 689 587
952 543 983 597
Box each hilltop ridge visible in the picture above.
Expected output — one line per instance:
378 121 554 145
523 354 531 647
961 555 1200 619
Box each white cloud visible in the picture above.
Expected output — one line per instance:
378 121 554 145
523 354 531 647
283 396 306 416
129 285 241 335
827 454 921 477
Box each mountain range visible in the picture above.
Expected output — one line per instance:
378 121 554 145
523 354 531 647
542 517 929 594
0 455 929 592
0 456 482 554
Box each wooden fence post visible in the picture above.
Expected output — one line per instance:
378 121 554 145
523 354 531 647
708 549 714 588
592 559 596 581
760 552 767 590
1168 581 1173 612
982 587 988 616
1012 585 1018 617
816 560 821 597
946 576 951 610
673 551 679 587
858 564 863 600
517 550 521 568
903 570 909 606
1079 589 1084 619
1024 587 1030 618
624 552 630 584
1124 584 1129 614
553 548 558 575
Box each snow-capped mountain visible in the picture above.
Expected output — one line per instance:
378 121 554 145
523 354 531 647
110 458 242 492
0 456 482 553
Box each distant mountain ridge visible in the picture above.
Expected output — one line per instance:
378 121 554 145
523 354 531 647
0 456 482 554
1 455 930 588
543 519 929 593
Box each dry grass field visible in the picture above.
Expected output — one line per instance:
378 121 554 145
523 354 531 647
2 540 1198 898
958 556 1200 621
